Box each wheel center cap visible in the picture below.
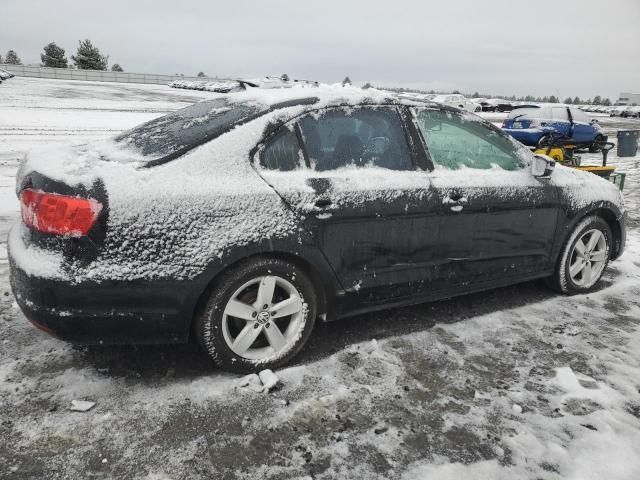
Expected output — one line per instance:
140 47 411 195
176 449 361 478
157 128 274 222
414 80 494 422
257 311 270 324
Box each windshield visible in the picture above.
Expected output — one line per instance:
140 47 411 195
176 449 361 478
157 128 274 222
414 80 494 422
114 98 262 165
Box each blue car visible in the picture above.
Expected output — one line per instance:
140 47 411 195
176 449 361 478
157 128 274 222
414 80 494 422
503 105 606 152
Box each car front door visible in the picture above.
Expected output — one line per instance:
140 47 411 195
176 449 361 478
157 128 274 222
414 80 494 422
255 106 441 311
412 108 561 289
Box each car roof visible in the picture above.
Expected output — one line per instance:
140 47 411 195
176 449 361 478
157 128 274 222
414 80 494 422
225 85 445 112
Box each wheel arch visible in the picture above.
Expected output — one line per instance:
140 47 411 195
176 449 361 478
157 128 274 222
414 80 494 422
562 204 624 261
591 207 624 259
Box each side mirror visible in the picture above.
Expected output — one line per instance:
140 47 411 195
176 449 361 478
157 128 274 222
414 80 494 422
532 154 555 178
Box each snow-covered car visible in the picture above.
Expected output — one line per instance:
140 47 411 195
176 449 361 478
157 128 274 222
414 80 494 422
431 94 481 112
620 107 640 118
0 68 14 80
8 88 626 373
502 105 606 151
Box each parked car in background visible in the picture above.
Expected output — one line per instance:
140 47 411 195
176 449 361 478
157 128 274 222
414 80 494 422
502 105 606 151
432 94 481 112
609 107 626 117
484 98 513 112
0 68 14 80
620 107 640 118
9 89 626 372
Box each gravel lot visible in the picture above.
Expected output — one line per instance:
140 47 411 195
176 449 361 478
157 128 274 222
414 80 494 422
1 78 639 479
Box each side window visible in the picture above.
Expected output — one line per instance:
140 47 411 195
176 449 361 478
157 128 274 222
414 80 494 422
571 108 590 123
298 108 413 172
552 107 569 121
260 127 304 171
413 109 523 171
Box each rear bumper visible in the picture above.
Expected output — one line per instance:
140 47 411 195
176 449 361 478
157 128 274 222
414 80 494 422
8 226 195 344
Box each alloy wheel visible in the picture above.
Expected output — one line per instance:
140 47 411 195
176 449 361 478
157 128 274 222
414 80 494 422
221 275 305 360
568 229 608 288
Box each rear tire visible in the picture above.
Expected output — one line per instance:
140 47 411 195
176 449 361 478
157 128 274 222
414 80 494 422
195 258 317 373
589 135 605 153
547 216 612 294
537 135 551 148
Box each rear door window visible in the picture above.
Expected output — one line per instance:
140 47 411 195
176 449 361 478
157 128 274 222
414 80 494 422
551 107 570 121
570 108 590 123
260 128 304 171
414 109 523 171
298 108 413 171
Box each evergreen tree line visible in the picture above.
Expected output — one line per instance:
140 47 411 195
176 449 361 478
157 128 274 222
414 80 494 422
376 85 613 106
1 41 123 72
468 91 612 106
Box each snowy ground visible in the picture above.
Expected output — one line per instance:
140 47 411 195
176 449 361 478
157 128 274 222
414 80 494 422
1 78 640 479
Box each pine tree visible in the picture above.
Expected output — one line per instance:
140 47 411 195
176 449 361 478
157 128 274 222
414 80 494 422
0 54 3 63
111 64 123 72
342 76 352 86
197 71 206 77
40 42 68 68
564 97 573 104
602 98 612 106
5 50 22 65
573 96 581 104
593 95 602 105
71 40 108 70
362 82 373 89
472 91 480 98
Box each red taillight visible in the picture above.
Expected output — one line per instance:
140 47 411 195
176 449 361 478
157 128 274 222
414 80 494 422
20 188 102 237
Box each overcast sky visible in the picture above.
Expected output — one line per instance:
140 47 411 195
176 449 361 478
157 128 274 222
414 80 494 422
1 0 639 99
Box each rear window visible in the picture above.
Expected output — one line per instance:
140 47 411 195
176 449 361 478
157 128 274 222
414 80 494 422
507 107 540 119
114 98 262 164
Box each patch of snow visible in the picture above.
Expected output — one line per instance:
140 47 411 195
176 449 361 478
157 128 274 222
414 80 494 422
69 400 96 412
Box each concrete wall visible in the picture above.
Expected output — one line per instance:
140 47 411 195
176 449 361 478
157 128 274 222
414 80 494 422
0 64 216 85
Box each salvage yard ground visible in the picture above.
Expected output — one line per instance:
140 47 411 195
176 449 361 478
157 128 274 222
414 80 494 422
1 77 640 479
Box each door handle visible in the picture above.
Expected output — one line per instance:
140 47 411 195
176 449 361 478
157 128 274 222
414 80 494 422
443 194 467 204
314 198 334 210
443 193 467 212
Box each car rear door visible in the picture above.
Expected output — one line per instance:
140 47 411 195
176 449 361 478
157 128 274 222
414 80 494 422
255 106 441 309
551 106 573 138
412 108 561 288
569 107 597 143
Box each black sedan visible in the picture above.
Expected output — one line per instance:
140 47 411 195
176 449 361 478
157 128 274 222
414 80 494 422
9 88 626 372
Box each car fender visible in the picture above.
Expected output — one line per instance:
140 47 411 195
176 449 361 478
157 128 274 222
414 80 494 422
553 199 625 264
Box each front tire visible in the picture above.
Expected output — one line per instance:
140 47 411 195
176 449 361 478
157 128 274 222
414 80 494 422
548 216 612 294
195 258 317 373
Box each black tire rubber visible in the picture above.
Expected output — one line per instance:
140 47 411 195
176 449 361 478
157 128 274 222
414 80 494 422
195 257 317 373
589 135 605 153
537 135 551 148
547 215 612 294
